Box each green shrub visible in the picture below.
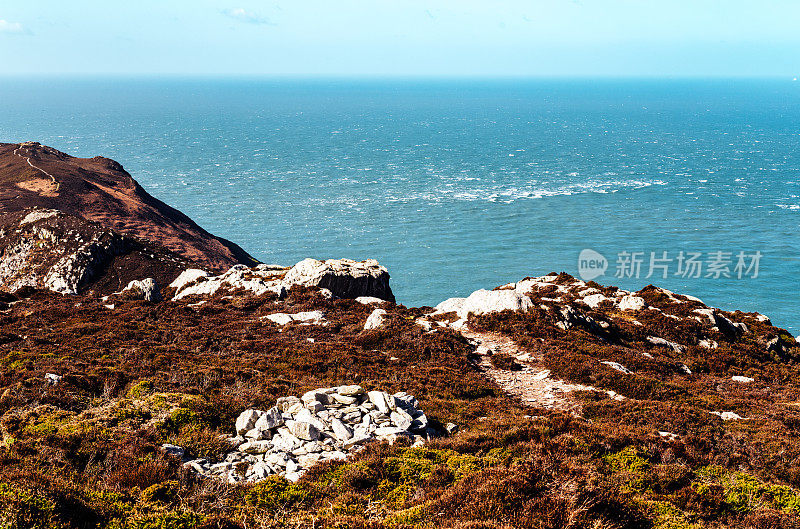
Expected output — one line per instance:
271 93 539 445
243 475 309 513
694 465 800 514
108 510 204 529
0 483 57 529
140 481 180 505
127 380 153 399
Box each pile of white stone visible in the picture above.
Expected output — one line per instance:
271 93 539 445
181 385 429 483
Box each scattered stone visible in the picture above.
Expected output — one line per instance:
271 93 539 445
264 311 326 326
600 361 631 374
711 411 746 421
618 295 646 311
364 308 387 330
646 336 686 353
356 296 385 305
117 278 161 302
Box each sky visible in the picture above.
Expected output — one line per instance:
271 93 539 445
1 1 799 77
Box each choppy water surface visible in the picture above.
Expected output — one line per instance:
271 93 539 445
0 78 798 332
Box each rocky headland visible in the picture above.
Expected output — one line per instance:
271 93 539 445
1 143 799 529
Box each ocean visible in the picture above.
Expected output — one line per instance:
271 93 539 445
0 78 798 333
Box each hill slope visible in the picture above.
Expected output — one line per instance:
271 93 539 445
0 142 258 272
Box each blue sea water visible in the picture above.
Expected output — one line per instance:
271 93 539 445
0 78 798 333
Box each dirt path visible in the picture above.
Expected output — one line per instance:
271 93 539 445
14 146 60 190
457 327 623 414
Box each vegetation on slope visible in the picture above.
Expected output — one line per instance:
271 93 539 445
0 276 799 528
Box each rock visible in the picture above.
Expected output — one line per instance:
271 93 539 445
618 296 646 311
169 269 210 293
375 426 403 436
184 459 209 474
731 375 754 383
646 336 686 353
244 428 270 440
582 293 610 309
356 296 385 305
445 423 459 435
331 418 353 441
239 440 272 454
714 312 748 337
364 308 388 330
44 373 62 385
235 409 263 435
289 421 320 441
254 407 284 430
251 461 271 479
600 361 631 374
337 385 365 396
282 258 395 302
264 311 326 326
298 453 322 468
458 289 533 319
556 305 603 333
711 411 746 421
368 391 390 414
118 278 161 302
390 410 412 430
302 390 329 405
330 393 357 405
434 297 466 314
161 444 185 458
276 396 301 412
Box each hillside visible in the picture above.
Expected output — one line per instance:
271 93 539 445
1 145 800 528
0 142 258 272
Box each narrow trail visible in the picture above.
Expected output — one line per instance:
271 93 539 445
455 327 624 414
13 146 60 190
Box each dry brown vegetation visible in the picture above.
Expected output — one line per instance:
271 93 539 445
0 276 799 527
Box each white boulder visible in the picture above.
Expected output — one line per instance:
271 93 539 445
364 308 387 330
458 289 533 319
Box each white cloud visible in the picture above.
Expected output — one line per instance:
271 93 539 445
222 8 272 25
0 19 27 34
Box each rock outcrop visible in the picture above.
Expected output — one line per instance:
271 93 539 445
168 258 395 302
0 208 190 295
282 258 394 302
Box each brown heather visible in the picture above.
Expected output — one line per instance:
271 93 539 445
0 274 799 528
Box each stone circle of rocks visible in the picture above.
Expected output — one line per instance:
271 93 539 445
178 385 432 483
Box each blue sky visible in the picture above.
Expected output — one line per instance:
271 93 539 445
1 1 799 77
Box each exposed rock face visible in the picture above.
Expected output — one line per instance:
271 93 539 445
282 258 395 302
178 385 431 483
169 259 395 302
0 208 190 295
0 142 258 272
